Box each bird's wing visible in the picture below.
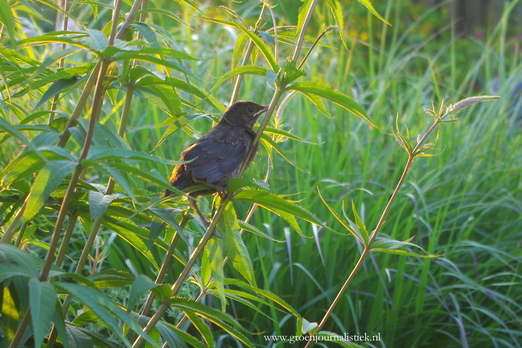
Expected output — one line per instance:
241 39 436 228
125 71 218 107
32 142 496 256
182 127 251 185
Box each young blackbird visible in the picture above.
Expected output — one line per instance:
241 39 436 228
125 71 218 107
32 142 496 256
166 101 269 225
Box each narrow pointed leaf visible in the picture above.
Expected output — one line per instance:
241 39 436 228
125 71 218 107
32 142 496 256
357 0 391 25
446 95 500 115
23 160 77 223
29 278 57 348
222 203 256 286
233 190 323 235
288 82 378 129
202 236 226 310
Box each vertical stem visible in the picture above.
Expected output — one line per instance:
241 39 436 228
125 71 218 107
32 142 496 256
141 215 189 316
132 196 231 348
230 2 268 104
7 309 31 348
305 116 445 346
292 0 318 62
0 204 24 243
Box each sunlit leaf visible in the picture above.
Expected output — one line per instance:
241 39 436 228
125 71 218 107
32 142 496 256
222 203 256 286
288 82 378 129
357 0 391 25
233 190 323 235
23 160 76 223
201 235 226 310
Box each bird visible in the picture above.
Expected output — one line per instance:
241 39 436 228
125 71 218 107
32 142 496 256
166 101 269 226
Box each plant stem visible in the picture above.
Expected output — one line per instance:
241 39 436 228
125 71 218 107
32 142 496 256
0 203 24 243
229 2 268 105
141 215 189 316
304 115 445 347
292 0 318 62
132 195 232 348
7 308 31 348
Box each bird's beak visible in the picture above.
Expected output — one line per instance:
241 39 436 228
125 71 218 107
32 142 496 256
262 105 269 111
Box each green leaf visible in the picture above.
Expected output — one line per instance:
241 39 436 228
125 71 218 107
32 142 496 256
86 146 181 165
104 220 159 271
88 190 119 221
370 236 440 258
317 189 362 242
0 118 47 162
0 244 40 280
64 324 94 347
32 76 79 110
222 203 256 286
54 282 156 347
15 31 92 50
52 305 73 348
222 9 279 72
446 95 500 115
89 269 135 288
127 275 158 312
129 23 160 47
275 59 307 87
29 278 57 348
170 298 254 348
233 190 323 235
297 0 315 39
260 133 305 172
183 311 214 347
226 177 267 193
263 126 323 144
351 201 369 245
237 220 284 242
357 0 391 25
0 151 45 186
224 278 302 319
22 160 77 223
80 160 135 201
151 319 205 348
201 236 226 310
135 75 224 112
0 0 15 45
287 82 378 129
325 0 349 50
210 65 267 93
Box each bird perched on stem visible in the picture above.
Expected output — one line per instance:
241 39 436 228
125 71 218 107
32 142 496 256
166 101 269 226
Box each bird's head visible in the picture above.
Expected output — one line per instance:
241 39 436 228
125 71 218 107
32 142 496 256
221 101 269 128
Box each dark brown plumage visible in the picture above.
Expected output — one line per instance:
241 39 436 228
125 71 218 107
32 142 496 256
166 101 268 224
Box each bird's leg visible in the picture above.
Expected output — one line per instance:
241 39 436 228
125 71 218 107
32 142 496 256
189 197 210 227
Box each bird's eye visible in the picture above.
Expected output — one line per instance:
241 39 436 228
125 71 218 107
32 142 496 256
248 107 254 113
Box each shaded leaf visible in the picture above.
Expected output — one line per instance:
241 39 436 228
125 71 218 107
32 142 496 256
29 278 57 348
88 190 119 221
171 298 254 348
54 282 156 347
